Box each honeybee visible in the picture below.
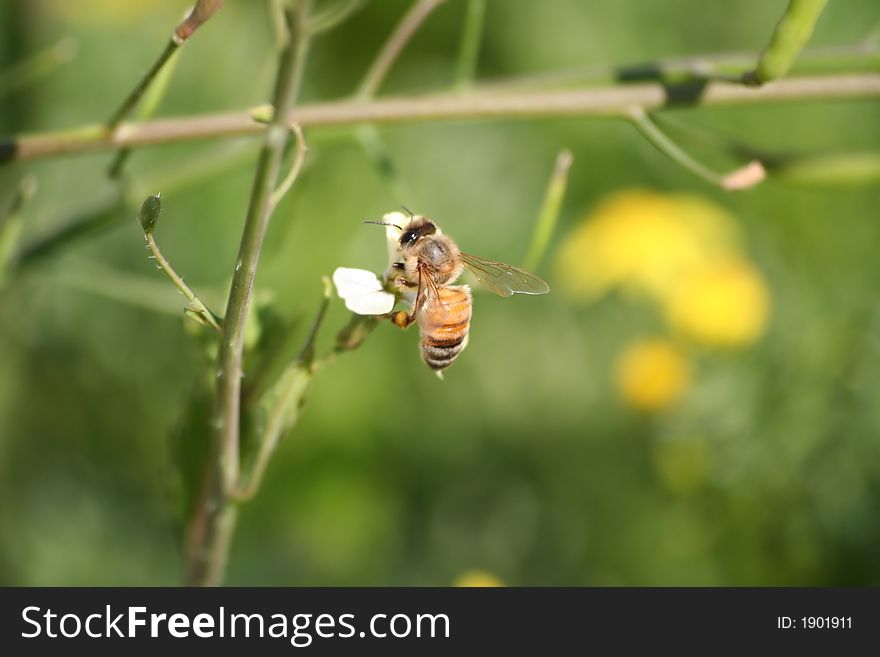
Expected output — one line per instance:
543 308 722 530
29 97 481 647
367 214 550 372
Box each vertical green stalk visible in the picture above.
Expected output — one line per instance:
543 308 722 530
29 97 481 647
355 0 447 99
523 150 572 272
745 0 829 85
186 0 312 587
235 278 331 502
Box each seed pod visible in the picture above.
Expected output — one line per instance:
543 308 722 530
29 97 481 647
139 194 161 234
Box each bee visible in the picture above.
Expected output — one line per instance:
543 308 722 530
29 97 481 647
367 214 550 372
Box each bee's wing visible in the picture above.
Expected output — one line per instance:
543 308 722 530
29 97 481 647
459 252 550 297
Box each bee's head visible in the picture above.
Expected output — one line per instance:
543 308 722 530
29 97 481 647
399 216 437 248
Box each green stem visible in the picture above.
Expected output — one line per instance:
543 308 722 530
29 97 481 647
480 42 880 91
144 232 222 331
5 72 879 164
306 0 367 35
523 150 572 272
106 1 224 130
188 0 313 588
107 40 180 130
767 151 880 187
268 0 290 48
109 46 182 178
627 108 766 190
355 0 447 99
627 107 724 185
214 4 311 493
269 122 308 211
454 0 486 91
234 278 331 501
745 0 829 86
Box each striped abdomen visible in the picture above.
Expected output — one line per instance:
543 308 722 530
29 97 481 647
418 285 472 371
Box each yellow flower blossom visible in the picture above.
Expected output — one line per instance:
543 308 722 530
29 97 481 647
453 570 504 587
664 257 770 347
555 189 741 301
614 339 690 412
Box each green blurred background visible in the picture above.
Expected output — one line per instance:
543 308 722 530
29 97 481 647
1 0 879 585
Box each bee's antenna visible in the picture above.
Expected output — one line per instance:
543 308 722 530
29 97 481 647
400 205 414 217
363 220 403 230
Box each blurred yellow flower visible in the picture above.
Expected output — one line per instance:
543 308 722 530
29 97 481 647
453 570 504 587
664 257 770 347
555 189 741 301
614 339 690 412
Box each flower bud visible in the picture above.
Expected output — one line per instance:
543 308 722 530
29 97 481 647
138 194 161 234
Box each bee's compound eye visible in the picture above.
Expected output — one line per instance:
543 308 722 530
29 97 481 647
401 229 419 246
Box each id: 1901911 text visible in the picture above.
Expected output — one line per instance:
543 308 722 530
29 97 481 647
777 616 852 629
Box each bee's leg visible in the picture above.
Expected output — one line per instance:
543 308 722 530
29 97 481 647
393 265 427 329
391 311 412 329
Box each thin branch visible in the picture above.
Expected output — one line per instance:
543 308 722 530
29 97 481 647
744 0 829 86
477 42 880 92
627 107 765 190
106 0 224 130
269 122 308 211
186 0 313 588
142 233 222 332
233 278 331 502
627 108 724 185
214 0 311 494
106 41 180 131
268 0 290 49
306 0 368 35
4 72 879 164
523 150 572 272
355 0 448 99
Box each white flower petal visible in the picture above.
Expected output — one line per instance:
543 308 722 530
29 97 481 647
332 267 396 315
383 211 407 261
333 267 383 294
345 290 396 315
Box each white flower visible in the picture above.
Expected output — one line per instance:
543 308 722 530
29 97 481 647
381 211 407 263
332 267 396 315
